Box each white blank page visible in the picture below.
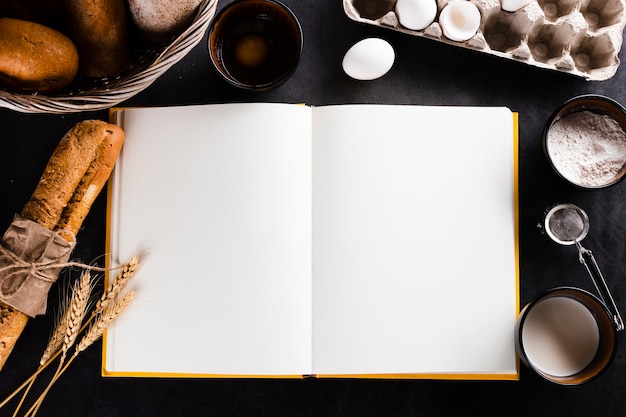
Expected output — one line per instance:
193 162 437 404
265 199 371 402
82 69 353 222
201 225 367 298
105 103 313 376
311 105 517 376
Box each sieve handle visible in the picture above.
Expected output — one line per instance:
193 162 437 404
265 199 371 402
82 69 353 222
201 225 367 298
577 242 624 332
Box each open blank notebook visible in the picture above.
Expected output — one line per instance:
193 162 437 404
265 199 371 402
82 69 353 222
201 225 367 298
104 103 519 379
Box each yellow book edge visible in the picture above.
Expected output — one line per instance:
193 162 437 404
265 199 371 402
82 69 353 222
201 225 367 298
101 108 520 381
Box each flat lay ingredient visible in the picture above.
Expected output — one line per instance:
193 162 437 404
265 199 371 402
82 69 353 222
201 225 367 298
0 258 139 416
128 0 203 42
521 296 600 377
0 120 124 371
395 0 437 31
0 17 79 93
546 110 626 187
234 33 270 68
500 0 533 12
342 38 395 80
66 0 132 77
0 0 205 92
439 0 481 42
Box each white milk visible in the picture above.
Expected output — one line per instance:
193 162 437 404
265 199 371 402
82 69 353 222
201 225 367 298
521 296 600 377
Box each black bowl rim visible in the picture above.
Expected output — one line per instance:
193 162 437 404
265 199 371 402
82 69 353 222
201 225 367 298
515 286 618 386
542 94 626 190
207 0 303 91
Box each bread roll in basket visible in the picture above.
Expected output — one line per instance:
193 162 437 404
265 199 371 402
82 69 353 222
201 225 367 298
0 0 217 114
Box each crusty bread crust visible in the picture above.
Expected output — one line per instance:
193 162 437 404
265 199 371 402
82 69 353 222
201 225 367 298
21 121 117 231
56 123 124 238
0 120 124 371
0 17 79 93
66 0 132 77
128 0 202 42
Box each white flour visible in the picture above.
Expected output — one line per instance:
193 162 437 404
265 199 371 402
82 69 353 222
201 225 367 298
547 110 626 187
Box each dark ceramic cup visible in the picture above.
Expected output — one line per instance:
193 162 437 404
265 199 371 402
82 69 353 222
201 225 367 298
208 0 303 91
515 287 617 385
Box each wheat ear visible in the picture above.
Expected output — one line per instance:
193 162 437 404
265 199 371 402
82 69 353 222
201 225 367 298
1 257 141 417
40 289 72 366
61 271 92 357
20 272 92 417
1 273 90 413
40 255 139 364
10 282 75 417
25 292 136 417
75 291 135 356
95 256 139 314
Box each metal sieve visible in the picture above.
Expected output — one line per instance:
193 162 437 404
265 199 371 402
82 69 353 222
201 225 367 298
544 204 624 331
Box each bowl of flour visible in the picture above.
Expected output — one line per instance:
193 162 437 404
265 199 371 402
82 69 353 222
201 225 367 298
544 95 626 189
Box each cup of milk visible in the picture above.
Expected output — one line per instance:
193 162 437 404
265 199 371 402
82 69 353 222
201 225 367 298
515 287 617 385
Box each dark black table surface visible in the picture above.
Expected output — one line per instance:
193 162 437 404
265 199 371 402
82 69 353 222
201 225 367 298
2 1 626 416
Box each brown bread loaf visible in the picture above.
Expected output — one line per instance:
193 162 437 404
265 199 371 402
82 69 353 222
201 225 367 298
65 0 132 77
0 120 124 371
0 17 79 93
127 0 203 42
56 124 125 238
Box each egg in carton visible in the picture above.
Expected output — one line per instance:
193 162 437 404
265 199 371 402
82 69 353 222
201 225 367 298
343 0 626 80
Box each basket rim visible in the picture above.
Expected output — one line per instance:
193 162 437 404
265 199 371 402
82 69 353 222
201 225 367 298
0 0 218 114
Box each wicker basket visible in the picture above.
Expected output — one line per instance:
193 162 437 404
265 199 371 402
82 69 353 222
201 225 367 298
0 0 218 114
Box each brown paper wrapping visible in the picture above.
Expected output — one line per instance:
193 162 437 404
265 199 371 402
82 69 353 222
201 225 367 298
0 214 75 317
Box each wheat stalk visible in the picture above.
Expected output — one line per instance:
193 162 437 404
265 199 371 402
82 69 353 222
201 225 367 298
25 291 136 417
95 255 139 314
41 255 139 364
40 288 72 366
9 282 77 417
9 271 93 417
61 271 92 358
0 257 141 417
76 291 135 356
26 274 137 417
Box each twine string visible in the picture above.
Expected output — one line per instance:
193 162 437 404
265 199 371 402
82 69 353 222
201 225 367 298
0 248 109 283
0 218 133 316
0 228 113 293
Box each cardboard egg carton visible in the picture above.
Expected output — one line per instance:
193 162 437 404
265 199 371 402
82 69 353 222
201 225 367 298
343 0 626 80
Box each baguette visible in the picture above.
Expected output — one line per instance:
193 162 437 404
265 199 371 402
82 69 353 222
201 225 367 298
56 124 124 239
0 120 124 371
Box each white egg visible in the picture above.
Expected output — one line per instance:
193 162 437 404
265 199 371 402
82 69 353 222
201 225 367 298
439 0 481 42
395 0 438 31
342 38 395 81
500 0 532 12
